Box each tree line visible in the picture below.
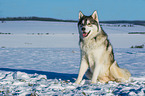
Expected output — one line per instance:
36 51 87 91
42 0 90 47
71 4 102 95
1 17 145 26
0 17 77 22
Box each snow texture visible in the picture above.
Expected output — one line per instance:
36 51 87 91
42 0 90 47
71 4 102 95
0 21 145 48
0 21 145 95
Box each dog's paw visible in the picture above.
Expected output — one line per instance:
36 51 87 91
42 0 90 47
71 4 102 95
91 81 97 84
75 79 86 85
74 80 80 84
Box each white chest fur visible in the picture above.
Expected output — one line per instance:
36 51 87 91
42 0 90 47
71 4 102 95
80 39 105 71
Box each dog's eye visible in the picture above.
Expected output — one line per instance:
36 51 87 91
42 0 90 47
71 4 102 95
88 23 91 26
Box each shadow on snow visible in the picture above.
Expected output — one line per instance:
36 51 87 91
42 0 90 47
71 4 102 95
0 68 78 82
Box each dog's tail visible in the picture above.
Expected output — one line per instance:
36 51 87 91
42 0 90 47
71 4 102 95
110 61 131 82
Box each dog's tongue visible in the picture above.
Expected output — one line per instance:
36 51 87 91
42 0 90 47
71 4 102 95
83 33 87 37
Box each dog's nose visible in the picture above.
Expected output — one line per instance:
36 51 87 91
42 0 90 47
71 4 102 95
82 27 86 31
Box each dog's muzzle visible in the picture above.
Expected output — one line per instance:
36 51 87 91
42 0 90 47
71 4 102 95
82 30 91 37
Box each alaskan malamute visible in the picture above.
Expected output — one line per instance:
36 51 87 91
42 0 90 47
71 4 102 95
75 11 131 84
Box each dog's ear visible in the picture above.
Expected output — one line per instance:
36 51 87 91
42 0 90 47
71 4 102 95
79 11 84 20
92 11 99 22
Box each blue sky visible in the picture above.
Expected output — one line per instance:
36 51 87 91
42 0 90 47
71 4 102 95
0 0 145 21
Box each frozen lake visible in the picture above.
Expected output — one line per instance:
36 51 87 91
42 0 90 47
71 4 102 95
0 21 145 95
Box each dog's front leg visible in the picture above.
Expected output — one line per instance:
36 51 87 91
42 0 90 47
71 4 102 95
75 58 88 84
91 63 101 84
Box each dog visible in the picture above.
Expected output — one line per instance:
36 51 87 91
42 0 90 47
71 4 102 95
75 11 131 84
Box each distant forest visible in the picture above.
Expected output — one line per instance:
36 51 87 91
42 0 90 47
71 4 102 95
0 17 77 22
0 17 145 26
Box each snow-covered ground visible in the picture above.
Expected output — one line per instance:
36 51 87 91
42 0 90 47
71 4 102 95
0 21 145 95
0 21 145 48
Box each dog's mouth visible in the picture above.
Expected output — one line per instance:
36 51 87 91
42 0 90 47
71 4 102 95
82 30 91 37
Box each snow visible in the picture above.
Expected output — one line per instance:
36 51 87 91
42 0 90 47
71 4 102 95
1 71 145 95
0 21 145 48
0 21 145 95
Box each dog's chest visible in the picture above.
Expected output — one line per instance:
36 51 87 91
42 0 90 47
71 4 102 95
81 41 104 73
81 40 104 61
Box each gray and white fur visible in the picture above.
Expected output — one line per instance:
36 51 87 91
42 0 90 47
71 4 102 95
75 11 131 84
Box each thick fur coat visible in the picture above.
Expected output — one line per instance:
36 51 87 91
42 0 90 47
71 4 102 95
75 11 131 84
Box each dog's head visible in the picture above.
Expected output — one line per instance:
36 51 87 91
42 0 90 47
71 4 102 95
78 11 101 39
